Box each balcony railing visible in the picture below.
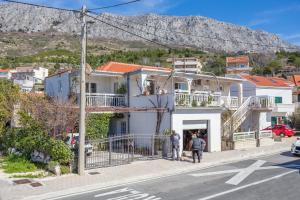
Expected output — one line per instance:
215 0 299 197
221 96 239 109
249 96 275 109
86 93 126 107
175 92 221 107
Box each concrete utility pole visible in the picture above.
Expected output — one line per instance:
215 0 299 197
78 4 87 176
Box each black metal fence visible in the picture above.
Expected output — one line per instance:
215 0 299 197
85 134 172 169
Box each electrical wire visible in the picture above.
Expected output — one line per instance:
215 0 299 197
1 0 80 12
86 13 172 49
88 0 141 11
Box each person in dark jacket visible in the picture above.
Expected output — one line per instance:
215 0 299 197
170 130 181 161
191 132 206 163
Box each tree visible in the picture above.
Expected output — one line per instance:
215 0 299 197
19 94 79 138
0 79 20 134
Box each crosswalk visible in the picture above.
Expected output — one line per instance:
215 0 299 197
94 187 161 200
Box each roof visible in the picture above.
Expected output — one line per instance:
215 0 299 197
241 75 293 88
291 75 300 87
0 69 10 73
96 62 171 73
226 56 249 64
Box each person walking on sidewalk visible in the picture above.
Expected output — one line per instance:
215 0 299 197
191 133 206 163
170 130 181 161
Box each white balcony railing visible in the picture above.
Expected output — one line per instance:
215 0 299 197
86 93 126 107
175 92 221 107
221 96 239 109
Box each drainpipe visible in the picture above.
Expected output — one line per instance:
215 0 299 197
127 74 130 134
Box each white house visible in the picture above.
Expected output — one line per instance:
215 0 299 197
46 62 249 153
0 69 12 79
229 74 294 128
11 67 48 93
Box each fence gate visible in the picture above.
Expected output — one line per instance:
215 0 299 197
85 134 172 169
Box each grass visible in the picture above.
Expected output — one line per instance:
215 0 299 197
10 173 45 179
1 155 37 174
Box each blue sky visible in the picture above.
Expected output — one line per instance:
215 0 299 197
10 0 300 45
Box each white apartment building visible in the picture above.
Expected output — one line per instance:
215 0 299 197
168 57 203 73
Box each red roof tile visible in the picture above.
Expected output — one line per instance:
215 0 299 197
0 69 10 73
226 56 249 64
96 62 171 73
241 75 293 87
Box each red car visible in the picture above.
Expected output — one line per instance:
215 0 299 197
263 124 295 137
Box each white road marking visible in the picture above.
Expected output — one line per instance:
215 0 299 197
94 188 161 200
197 170 296 200
226 160 266 185
190 160 300 185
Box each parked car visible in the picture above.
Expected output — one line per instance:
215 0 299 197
263 124 295 137
64 133 93 156
291 138 300 156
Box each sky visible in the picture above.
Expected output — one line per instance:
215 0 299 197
7 0 300 46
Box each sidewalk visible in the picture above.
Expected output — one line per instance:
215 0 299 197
0 137 295 200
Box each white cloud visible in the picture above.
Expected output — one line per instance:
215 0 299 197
248 18 271 27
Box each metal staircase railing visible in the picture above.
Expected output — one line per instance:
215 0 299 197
223 96 252 137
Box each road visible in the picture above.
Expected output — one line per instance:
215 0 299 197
52 152 300 200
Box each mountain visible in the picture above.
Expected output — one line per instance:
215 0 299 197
0 3 299 53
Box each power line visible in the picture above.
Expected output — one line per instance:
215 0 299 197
88 0 142 11
88 13 203 50
86 13 172 50
88 11 299 51
1 0 80 12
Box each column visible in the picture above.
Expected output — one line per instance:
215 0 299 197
238 82 243 106
187 79 193 94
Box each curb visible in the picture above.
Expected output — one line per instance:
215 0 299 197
21 146 290 200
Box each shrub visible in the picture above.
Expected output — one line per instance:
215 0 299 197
46 139 73 165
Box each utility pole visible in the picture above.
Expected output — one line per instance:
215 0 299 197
78 4 87 176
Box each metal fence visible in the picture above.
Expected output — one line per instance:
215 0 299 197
84 134 172 169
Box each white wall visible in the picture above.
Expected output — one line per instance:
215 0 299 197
256 87 293 104
45 72 70 102
172 109 222 152
33 67 48 81
230 81 255 97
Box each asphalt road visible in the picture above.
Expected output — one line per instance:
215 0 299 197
54 152 300 200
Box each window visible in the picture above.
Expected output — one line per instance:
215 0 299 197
86 83 89 93
91 83 97 93
175 82 188 90
121 121 126 134
114 82 119 93
275 96 282 104
146 80 155 95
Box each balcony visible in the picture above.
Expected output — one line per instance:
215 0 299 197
86 93 126 107
221 96 239 109
175 92 221 107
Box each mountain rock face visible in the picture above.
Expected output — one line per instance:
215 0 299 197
0 3 299 53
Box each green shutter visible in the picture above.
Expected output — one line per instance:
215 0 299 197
275 97 282 104
271 117 277 125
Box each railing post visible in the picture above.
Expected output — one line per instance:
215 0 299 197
104 94 107 107
109 137 112 165
256 130 260 147
151 135 155 158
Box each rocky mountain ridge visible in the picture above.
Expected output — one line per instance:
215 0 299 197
0 3 299 53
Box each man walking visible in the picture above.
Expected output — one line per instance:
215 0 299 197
170 130 181 161
191 133 206 163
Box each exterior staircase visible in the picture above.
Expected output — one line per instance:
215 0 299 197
223 96 274 138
